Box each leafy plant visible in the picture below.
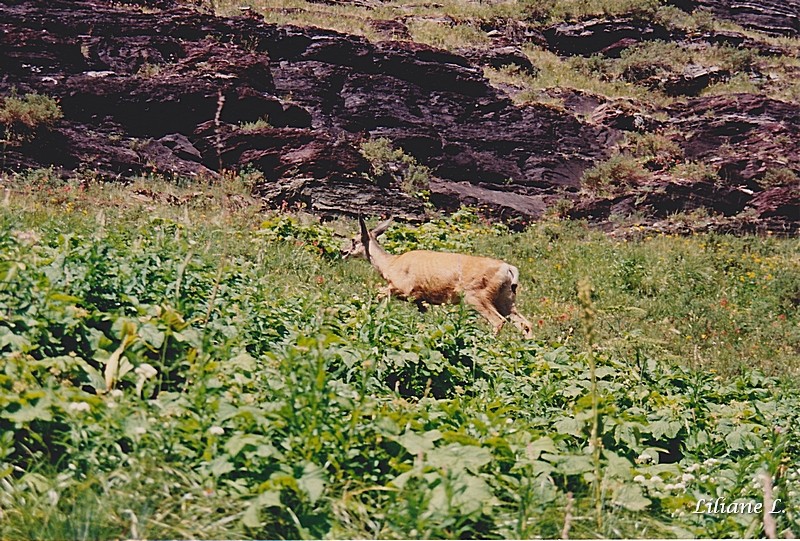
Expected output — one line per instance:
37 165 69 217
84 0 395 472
360 137 431 195
581 154 651 196
0 89 62 144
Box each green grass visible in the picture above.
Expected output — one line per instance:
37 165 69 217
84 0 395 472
0 171 799 539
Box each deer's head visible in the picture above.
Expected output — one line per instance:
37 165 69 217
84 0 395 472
340 216 393 260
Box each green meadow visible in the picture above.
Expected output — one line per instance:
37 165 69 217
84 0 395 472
0 172 798 538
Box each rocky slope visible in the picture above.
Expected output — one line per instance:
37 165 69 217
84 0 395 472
0 0 797 232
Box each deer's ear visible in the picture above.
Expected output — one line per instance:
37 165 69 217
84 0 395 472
358 215 370 244
371 217 393 237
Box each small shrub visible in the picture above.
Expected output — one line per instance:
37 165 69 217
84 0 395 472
618 41 691 86
258 214 342 259
380 208 507 254
581 154 650 196
669 160 719 182
622 132 683 170
360 137 431 195
759 167 798 188
0 90 62 142
135 62 162 78
236 117 272 133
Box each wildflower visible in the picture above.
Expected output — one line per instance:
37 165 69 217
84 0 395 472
135 363 158 380
681 473 695 483
636 452 654 464
68 401 91 413
133 426 146 436
208 426 224 436
633 475 647 483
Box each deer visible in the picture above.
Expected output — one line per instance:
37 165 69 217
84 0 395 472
341 216 534 338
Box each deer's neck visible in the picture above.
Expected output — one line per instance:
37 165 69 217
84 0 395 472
367 239 397 279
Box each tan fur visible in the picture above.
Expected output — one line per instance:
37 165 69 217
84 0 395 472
342 218 534 338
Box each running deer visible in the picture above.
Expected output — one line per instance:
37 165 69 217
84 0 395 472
341 217 534 338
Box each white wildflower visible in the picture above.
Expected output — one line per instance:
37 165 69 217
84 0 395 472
633 475 647 483
68 401 91 413
686 463 701 473
681 473 695 483
109 389 124 398
636 452 654 464
208 426 224 436
133 426 147 436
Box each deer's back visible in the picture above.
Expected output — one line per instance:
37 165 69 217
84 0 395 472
386 250 510 304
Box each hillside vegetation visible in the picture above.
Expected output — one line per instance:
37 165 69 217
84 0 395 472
0 172 798 539
214 0 800 105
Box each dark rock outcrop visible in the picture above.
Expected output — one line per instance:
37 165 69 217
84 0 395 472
0 0 611 222
571 94 800 234
668 0 800 37
456 46 538 76
542 17 672 57
0 0 796 232
669 93 800 184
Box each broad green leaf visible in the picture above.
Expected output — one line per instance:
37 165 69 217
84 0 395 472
649 419 682 440
297 462 326 504
138 323 165 349
556 454 593 475
612 483 651 511
453 474 494 515
603 450 634 480
228 352 257 372
242 502 261 529
526 436 557 461
2 397 53 423
242 492 282 530
596 366 617 379
553 416 584 437
209 456 235 477
427 443 493 472
395 429 442 455
0 327 30 352
725 425 760 451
